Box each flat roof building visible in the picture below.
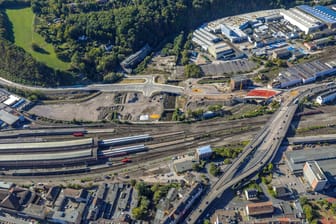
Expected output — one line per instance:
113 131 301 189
208 42 233 60
297 5 336 29
192 27 221 51
210 209 240 224
195 145 212 160
230 76 253 91
174 159 197 174
0 110 21 127
281 8 324 34
244 189 258 201
274 60 336 88
285 147 336 173
120 44 151 72
221 24 248 43
272 47 292 59
303 161 328 191
246 201 274 216
285 147 336 187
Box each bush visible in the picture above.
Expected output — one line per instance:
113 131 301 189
209 162 220 177
184 64 203 78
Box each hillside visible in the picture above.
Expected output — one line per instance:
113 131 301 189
1 0 336 85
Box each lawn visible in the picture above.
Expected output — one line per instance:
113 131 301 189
6 7 70 70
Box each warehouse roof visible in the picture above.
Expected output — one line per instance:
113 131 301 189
3 95 20 106
0 138 93 150
297 5 336 24
281 8 323 29
0 110 20 126
285 147 336 172
197 145 212 155
0 149 92 161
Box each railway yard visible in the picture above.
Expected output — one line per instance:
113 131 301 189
2 4 336 223
0 115 269 178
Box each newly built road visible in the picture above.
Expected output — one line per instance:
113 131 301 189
0 76 184 97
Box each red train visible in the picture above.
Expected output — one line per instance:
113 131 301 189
73 132 84 137
121 158 132 163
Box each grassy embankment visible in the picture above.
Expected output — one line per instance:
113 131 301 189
6 7 69 70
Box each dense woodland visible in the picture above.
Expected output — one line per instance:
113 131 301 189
1 0 336 85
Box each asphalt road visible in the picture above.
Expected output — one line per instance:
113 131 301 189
186 82 336 223
0 76 184 97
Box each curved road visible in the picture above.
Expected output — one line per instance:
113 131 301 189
0 76 184 97
186 83 334 223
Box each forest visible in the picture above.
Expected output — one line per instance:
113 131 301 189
1 0 336 85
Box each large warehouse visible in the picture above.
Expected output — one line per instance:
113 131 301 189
192 27 221 51
280 8 324 34
273 59 336 88
297 5 336 29
0 138 97 168
220 24 248 43
284 147 336 188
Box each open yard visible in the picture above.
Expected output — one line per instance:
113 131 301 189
6 7 69 70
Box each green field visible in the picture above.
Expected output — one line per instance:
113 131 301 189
6 7 69 70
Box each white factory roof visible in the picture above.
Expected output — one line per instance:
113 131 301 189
208 42 232 53
0 110 20 125
3 95 20 106
281 8 323 29
0 149 92 161
0 138 93 150
197 145 212 155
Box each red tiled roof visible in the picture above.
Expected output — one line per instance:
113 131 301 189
246 89 278 99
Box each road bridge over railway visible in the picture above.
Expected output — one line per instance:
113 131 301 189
186 83 336 223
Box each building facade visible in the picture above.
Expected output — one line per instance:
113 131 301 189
303 161 328 191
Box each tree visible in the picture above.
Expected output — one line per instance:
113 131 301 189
223 158 231 164
209 162 220 177
136 181 151 197
203 219 211 224
192 162 201 172
130 179 136 187
103 72 123 83
299 196 309 206
131 207 143 220
184 64 203 78
303 204 313 222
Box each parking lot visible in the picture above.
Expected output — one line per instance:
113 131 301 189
201 59 257 76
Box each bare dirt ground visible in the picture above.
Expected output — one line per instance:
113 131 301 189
297 105 336 128
30 93 165 121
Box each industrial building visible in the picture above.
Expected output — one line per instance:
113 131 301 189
245 201 274 216
313 37 335 49
316 89 336 104
272 47 292 59
207 42 233 59
120 44 151 72
297 5 336 29
0 110 23 127
3 95 20 106
195 145 212 160
303 161 328 191
280 8 324 34
192 27 221 51
273 60 336 88
230 76 253 91
221 24 248 43
210 209 240 224
285 147 336 187
244 189 258 200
